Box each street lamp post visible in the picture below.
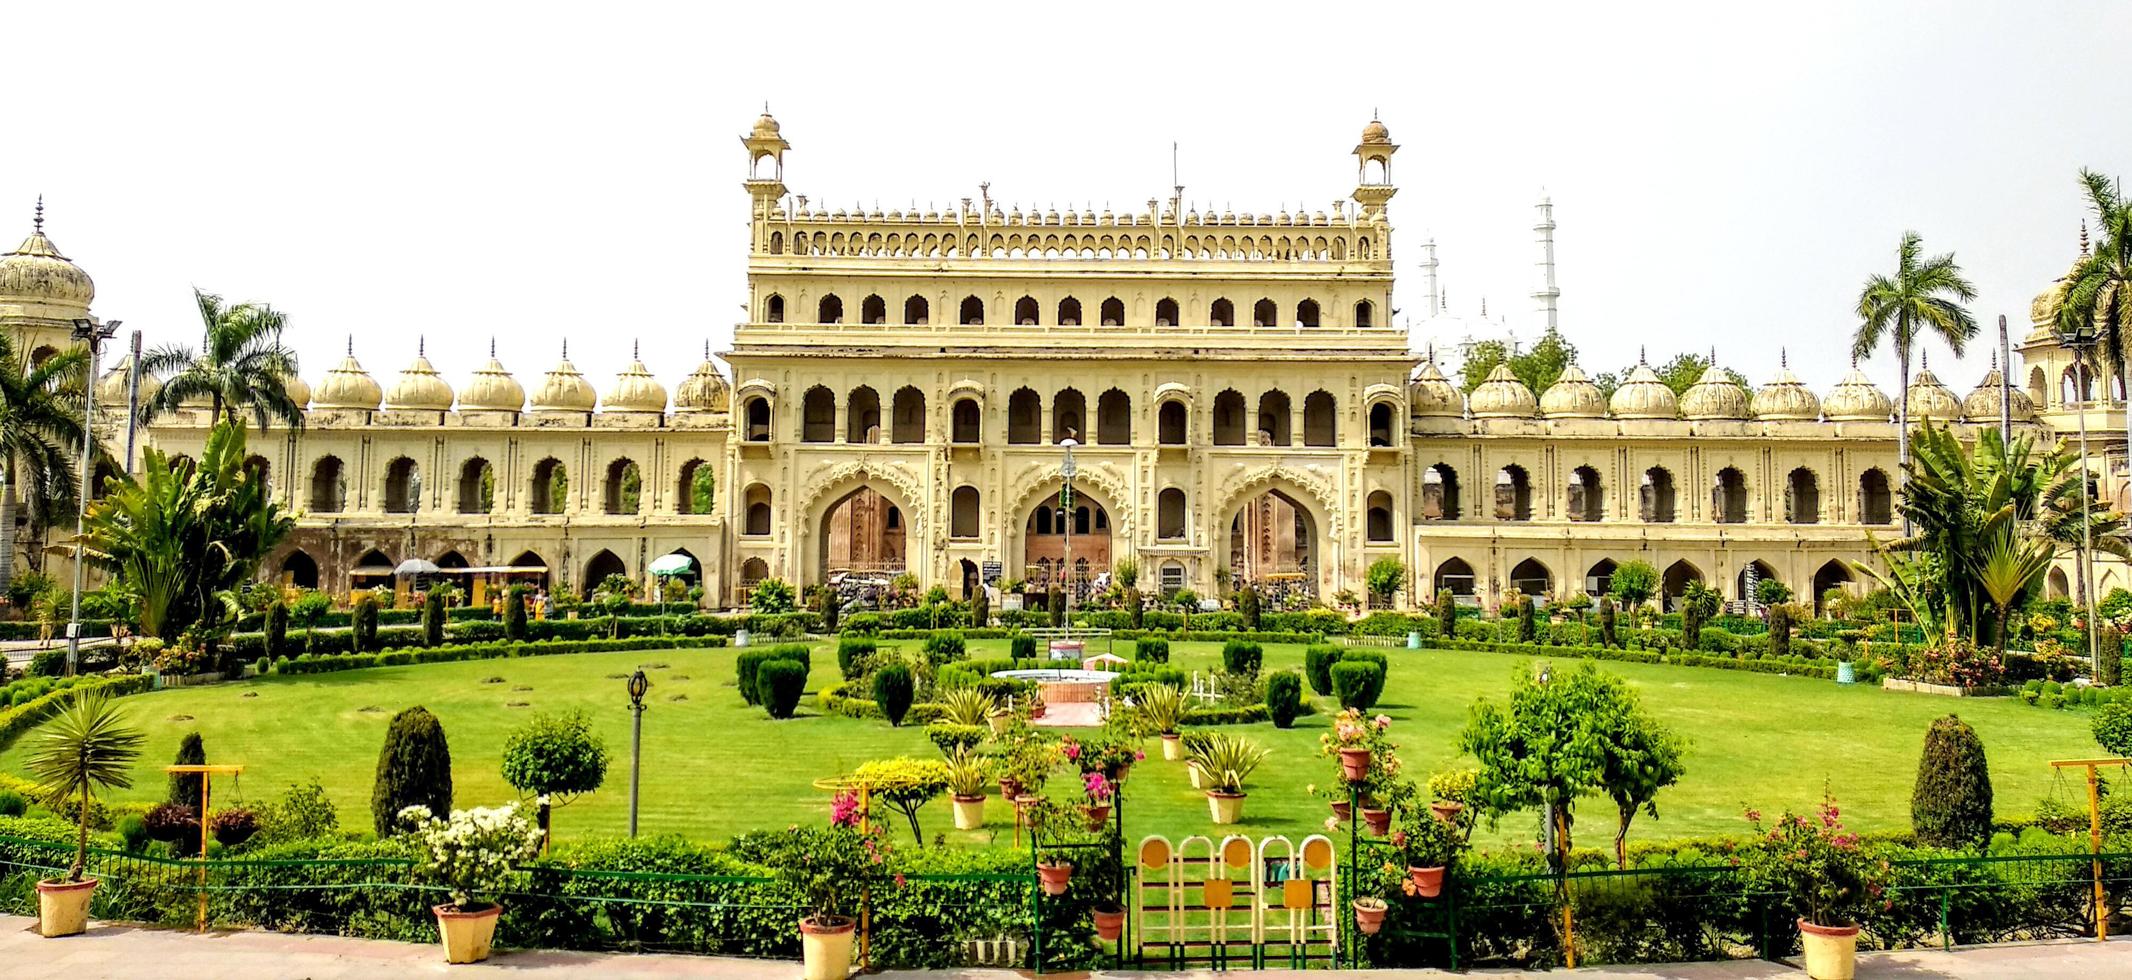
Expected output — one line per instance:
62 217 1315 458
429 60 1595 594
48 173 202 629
66 317 119 677
1059 433 1078 627
2059 329 2104 679
626 669 649 836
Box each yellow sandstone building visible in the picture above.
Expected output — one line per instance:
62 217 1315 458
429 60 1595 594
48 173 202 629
2 113 2116 613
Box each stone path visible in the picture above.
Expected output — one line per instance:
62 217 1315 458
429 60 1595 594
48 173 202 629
5 915 2130 978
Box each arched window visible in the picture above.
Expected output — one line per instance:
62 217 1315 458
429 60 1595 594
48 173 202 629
1353 300 1374 328
1034 506 1052 534
1053 388 1086 443
1713 467 1748 524
768 231 783 255
1304 391 1336 447
383 457 420 514
1366 490 1394 541
2028 366 2048 409
1640 467 1677 523
1433 557 1476 596
743 396 771 441
1008 388 1041 444
1585 558 1618 596
1368 402 1394 447
676 458 712 515
817 294 844 324
891 386 925 443
582 549 627 598
1097 389 1131 445
1158 487 1187 539
280 550 319 589
603 458 642 514
243 456 271 495
1057 297 1083 326
1212 389 1247 446
1786 467 1821 524
744 484 772 535
1256 390 1292 446
1811 560 1853 615
1099 297 1125 326
1209 298 1235 327
1859 468 1893 525
1509 558 1553 596
952 397 981 443
1252 298 1277 327
950 486 980 537
960 295 984 325
1568 465 1603 522
1423 463 1461 520
846 385 881 443
1158 400 1188 444
309 456 346 513
765 294 784 323
1015 296 1040 325
1155 297 1179 327
1295 299 1320 328
802 386 835 443
456 458 493 514
904 294 929 325
740 557 769 586
2064 364 2096 403
1494 465 1532 521
1663 560 1703 609
530 458 567 514
860 294 886 324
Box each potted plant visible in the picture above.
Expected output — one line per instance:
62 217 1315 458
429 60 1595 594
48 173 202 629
1191 732 1269 825
1745 798 1885 980
773 796 893 980
25 693 144 938
945 746 991 831
1092 901 1127 942
1080 771 1115 830
1180 731 1213 789
1134 684 1188 760
399 802 544 963
1427 767 1478 836
1351 895 1388 935
1321 708 1401 818
1390 808 1463 899
1311 784 1351 823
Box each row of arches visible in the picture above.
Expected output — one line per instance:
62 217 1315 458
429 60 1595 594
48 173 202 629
765 291 1374 330
305 455 714 517
279 546 698 598
1431 556 1859 613
769 385 1398 448
763 230 1378 264
1421 463 1894 526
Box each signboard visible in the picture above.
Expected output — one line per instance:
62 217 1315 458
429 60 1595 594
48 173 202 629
982 560 1003 584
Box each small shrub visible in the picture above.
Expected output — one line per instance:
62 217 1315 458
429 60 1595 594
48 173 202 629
265 601 290 657
1911 714 1993 848
144 802 199 849
29 648 65 678
1330 661 1383 711
422 590 446 648
1436 589 1457 639
504 588 529 641
757 660 807 719
874 664 915 726
969 589 988 629
2095 698 2132 756
1599 597 1617 648
1265 672 1302 729
209 806 262 848
837 636 876 680
923 631 966 663
735 650 774 706
1341 649 1389 706
1237 585 1261 631
117 815 150 853
1221 640 1263 677
1135 637 1169 664
169 732 206 806
0 788 26 817
352 595 379 653
371 705 452 837
750 578 796 614
1010 635 1037 660
924 722 987 754
1303 644 1341 695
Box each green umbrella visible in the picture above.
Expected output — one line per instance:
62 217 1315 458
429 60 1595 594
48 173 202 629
648 554 695 577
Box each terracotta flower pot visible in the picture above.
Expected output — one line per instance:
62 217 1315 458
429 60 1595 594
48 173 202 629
951 794 986 830
1036 860 1073 896
1160 733 1182 760
1111 762 1132 783
1361 807 1392 836
800 914 857 980
1339 747 1372 781
1352 897 1387 935
1406 865 1446 898
1798 919 1860 980
1429 800 1464 824
432 902 502 964
1207 790 1246 825
1091 903 1127 942
1330 800 1352 823
36 877 97 938
999 777 1023 800
1081 803 1112 831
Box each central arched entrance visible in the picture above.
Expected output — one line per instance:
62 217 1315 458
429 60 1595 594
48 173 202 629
818 486 907 595
1022 492 1112 598
1226 488 1320 604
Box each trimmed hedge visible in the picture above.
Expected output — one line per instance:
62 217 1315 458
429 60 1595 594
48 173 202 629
756 661 807 719
1423 636 1840 680
818 679 947 726
272 635 728 677
0 674 155 750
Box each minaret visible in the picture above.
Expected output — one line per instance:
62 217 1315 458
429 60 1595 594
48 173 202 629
1351 115 1399 218
1421 238 1440 318
741 106 790 254
1531 191 1560 333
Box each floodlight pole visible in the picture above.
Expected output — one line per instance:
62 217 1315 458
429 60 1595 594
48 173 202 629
2063 335 2103 679
1060 434 1078 626
66 318 119 677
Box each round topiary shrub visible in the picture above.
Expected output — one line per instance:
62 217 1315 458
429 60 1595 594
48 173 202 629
1303 644 1342 696
734 650 774 706
1330 661 1383 711
1221 640 1263 677
1010 635 1038 660
1339 650 1390 706
874 664 915 727
1266 672 1303 729
1135 637 1170 664
1911 714 1993 848
117 815 150 853
837 636 876 680
2094 697 2132 756
758 659 808 719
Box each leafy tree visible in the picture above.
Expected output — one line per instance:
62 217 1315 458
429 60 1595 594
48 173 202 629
2045 170 2131 466
291 589 332 653
1608 560 1659 631
2094 697 2132 756
1852 232 1978 471
501 710 609 849
1237 584 1261 629
1679 581 1720 649
168 731 205 806
26 693 143 881
1753 578 1793 609
1598 696 1687 869
139 288 304 431
0 334 88 597
1266 671 1303 728
873 663 914 726
1596 352 1749 398
1911 715 1993 848
1365 557 1407 605
852 757 950 844
371 706 452 837
1457 327 1579 395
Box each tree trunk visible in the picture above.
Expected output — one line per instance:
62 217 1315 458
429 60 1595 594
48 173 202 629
1898 340 1912 537
0 464 14 599
74 780 90 881
1615 804 1634 870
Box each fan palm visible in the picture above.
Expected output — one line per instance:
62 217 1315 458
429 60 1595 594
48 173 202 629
2050 170 2131 480
1851 232 1979 472
0 333 88 596
1972 520 2057 659
139 289 303 430
26 692 144 881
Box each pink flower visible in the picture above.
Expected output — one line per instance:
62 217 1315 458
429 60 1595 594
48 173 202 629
1373 715 1391 730
894 874 906 888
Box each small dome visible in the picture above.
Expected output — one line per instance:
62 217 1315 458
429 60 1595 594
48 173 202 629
1680 364 1750 420
1407 359 1462 417
530 350 596 412
2030 254 2087 333
1751 361 1821 420
674 355 731 412
94 354 160 407
280 370 310 411
1610 363 1679 419
1538 363 1606 418
1823 365 1893 422
459 350 525 412
751 111 781 139
312 348 383 411
1962 366 2037 423
602 351 668 413
0 203 94 309
1361 118 1392 144
1468 363 1537 419
1906 363 1961 422
385 349 454 411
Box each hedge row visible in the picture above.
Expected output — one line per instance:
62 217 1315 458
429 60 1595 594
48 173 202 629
0 674 155 751
228 612 812 659
270 635 729 676
0 620 123 641
816 680 947 725
1424 637 1841 680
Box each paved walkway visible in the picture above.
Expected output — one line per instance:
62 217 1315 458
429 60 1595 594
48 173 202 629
6 916 2130 978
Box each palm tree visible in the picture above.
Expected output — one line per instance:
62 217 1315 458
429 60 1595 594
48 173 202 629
26 692 144 881
139 289 303 430
2050 170 2131 487
0 334 88 597
1973 521 2056 660
1851 232 1979 472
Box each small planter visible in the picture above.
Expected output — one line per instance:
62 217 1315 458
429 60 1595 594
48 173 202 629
799 914 857 980
1798 919 1860 980
432 902 502 964
1361 807 1392 836
1091 902 1127 942
1428 800 1464 824
951 794 986 831
1406 865 1446 898
1207 790 1246 825
1081 803 1112 831
1338 747 1372 782
1187 761 1206 790
1330 800 1352 823
1351 896 1388 935
999 777 1023 800
1160 733 1182 760
36 877 97 938
1036 860 1074 896
1031 702 1048 719
1111 762 1133 783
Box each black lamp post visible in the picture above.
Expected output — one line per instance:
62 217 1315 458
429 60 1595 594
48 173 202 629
66 317 119 677
626 668 650 836
2058 322 2104 680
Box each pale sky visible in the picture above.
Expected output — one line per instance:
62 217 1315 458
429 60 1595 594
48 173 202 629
6 1 2128 396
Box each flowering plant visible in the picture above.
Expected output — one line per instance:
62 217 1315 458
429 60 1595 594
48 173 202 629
399 803 544 910
1389 809 1463 875
1738 797 1887 927
769 813 894 922
1082 771 1114 805
1904 638 2005 688
1317 708 1403 801
1061 732 1144 778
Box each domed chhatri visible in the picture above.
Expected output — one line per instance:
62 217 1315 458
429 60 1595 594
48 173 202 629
1823 360 1894 422
1905 357 1962 422
312 340 383 411
1361 117 1392 145
531 344 597 412
674 345 732 413
1751 353 1821 421
459 341 527 412
602 343 669 413
1539 363 1606 419
385 341 455 411
751 110 782 140
94 353 162 408
1963 359 2037 424
1610 358 1679 420
280 370 311 411
0 198 95 312
1680 359 1750 421
1407 355 1462 418
1468 363 1537 419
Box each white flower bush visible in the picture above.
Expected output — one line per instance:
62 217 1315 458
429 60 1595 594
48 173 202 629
400 802 544 909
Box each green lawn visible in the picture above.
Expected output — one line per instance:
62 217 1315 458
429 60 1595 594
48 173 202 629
0 639 2104 850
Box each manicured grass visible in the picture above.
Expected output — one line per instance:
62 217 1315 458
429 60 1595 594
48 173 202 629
0 639 2103 850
